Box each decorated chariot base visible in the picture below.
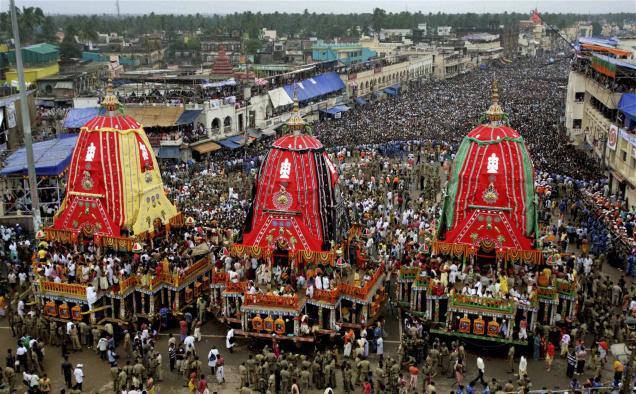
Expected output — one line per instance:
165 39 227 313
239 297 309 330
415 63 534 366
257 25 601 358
397 82 579 346
30 84 213 326
210 97 387 340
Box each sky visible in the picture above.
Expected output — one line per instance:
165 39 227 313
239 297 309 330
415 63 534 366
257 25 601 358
7 0 636 15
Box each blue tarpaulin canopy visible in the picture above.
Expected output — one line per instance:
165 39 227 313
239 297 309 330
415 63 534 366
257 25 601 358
619 94 636 121
157 146 181 160
322 105 350 115
384 83 401 96
283 71 345 102
1 135 79 176
218 138 241 149
175 109 202 125
63 108 100 129
355 97 367 106
228 135 246 146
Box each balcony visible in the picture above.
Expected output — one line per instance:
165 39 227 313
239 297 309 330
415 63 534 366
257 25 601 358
160 136 183 147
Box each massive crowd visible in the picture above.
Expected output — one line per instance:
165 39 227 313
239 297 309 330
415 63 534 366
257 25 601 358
1 54 635 393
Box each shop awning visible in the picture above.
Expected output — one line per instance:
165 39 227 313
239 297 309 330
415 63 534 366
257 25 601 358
218 138 242 149
262 128 276 136
63 107 100 129
191 141 221 154
1 135 79 176
175 109 203 126
322 105 350 115
124 106 183 127
54 81 74 89
384 84 401 96
283 71 345 102
228 134 246 146
157 146 181 159
591 54 636 79
355 97 367 106
619 94 636 121
248 129 262 139
268 88 293 108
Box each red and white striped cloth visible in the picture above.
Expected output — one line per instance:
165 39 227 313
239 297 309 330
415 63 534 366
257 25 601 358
254 77 268 86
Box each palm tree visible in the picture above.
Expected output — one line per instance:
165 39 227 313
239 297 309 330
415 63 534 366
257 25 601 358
19 6 45 43
77 19 98 45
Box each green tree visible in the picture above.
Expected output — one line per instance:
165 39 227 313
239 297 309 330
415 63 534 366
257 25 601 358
245 38 262 55
78 19 98 44
36 16 58 42
60 24 81 59
371 8 387 32
592 21 602 36
19 6 45 43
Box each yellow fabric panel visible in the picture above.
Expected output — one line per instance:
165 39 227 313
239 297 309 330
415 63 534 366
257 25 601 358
118 129 177 235
118 130 140 230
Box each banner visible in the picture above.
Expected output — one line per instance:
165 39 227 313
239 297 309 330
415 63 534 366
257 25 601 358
607 124 618 151
6 102 16 128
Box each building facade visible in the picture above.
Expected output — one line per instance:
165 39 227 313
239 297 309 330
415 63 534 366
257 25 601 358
312 42 376 65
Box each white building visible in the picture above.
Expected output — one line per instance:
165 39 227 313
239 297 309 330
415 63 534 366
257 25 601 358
261 28 277 41
437 26 452 37
564 60 636 204
463 33 503 63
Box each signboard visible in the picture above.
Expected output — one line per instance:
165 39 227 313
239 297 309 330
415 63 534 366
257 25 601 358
6 102 16 129
607 124 618 151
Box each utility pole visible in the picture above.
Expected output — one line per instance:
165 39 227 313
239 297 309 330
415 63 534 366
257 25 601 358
10 0 41 232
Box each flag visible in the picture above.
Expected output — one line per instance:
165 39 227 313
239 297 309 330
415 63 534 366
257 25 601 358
254 77 268 86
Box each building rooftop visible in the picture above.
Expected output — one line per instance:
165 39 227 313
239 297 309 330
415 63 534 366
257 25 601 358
22 43 59 55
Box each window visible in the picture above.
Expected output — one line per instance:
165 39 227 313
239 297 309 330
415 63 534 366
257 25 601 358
574 92 585 102
631 157 636 169
621 150 627 161
573 119 582 129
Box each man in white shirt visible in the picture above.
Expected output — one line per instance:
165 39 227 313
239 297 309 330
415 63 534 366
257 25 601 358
73 364 84 390
470 357 486 386
184 335 196 353
560 333 571 357
322 276 330 291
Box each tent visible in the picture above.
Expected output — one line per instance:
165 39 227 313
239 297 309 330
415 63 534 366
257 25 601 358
157 146 181 160
124 106 183 127
282 71 345 102
618 94 636 122
322 105 350 116
384 83 401 96
218 138 241 149
268 87 294 108
175 109 203 126
355 97 367 106
63 108 100 129
191 141 221 154
1 135 79 176
228 134 246 146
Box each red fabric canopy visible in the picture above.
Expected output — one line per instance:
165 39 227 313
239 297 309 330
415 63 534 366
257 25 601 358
438 123 539 260
238 132 338 254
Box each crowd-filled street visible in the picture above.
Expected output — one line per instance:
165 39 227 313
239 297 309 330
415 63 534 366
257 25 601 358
1 53 635 394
